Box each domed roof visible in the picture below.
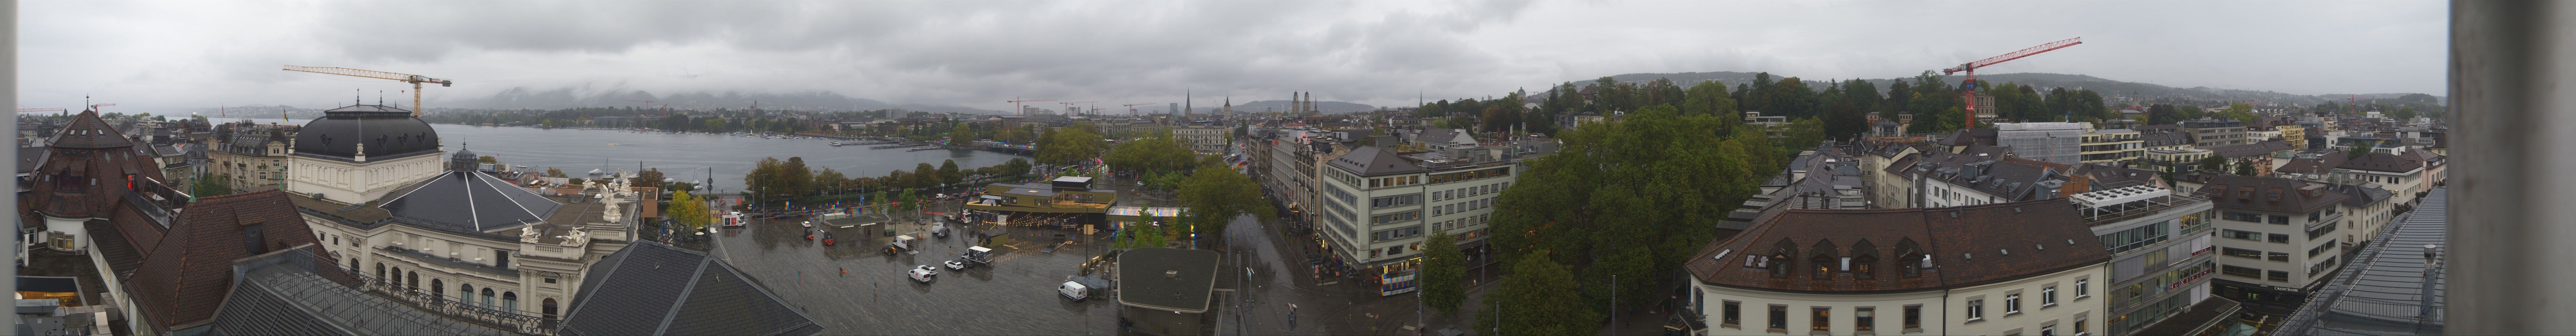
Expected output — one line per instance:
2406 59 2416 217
293 104 440 161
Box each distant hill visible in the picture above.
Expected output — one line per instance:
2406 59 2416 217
1576 71 2440 105
435 87 999 114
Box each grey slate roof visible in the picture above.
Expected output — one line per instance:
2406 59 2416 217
1116 248 1222 313
2276 187 2448 336
1328 146 1425 177
207 262 510 336
17 146 47 174
561 242 821 336
378 170 566 232
2329 185 2393 208
292 104 441 162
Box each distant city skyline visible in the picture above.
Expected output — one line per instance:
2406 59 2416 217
24 1 2444 112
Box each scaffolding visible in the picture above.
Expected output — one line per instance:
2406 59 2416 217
1995 122 2088 165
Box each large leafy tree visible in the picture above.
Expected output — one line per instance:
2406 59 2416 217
939 159 962 185
1490 105 1777 312
193 173 233 196
1175 162 1270 237
1105 133 1197 175
1034 124 1108 165
1821 102 1868 141
667 190 709 229
1473 255 1600 336
913 163 939 189
1421 230 1466 315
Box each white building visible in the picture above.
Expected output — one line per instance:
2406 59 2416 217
2195 176 2348 307
1316 138 1530 295
1680 200 2109 336
284 104 640 322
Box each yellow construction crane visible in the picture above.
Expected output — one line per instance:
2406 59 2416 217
281 66 453 116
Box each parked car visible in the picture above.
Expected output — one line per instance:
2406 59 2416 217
945 258 976 270
909 265 938 283
1059 281 1090 301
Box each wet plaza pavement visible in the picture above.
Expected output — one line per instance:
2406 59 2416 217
709 211 1126 335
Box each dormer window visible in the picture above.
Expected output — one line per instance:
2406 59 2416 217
1811 240 1838 279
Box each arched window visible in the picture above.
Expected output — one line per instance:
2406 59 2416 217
481 288 497 308
404 269 419 291
348 258 360 273
1811 240 1838 279
1768 239 1797 278
374 263 386 281
502 292 518 314
1851 240 1879 280
459 284 474 307
430 279 445 302
542 298 559 320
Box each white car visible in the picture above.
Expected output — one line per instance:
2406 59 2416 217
908 265 938 283
1059 281 1090 301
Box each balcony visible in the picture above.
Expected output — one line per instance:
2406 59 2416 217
2077 189 2209 227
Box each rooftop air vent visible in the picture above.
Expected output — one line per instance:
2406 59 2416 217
1999 249 2010 256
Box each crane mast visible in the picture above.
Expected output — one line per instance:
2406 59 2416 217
1940 37 2081 129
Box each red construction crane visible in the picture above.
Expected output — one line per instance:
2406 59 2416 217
1942 37 2081 129
1123 103 1158 116
1057 101 1097 116
1006 97 1055 116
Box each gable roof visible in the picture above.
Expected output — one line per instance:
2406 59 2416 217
2193 175 2348 214
1684 199 2111 293
48 110 135 149
2337 152 2424 173
560 242 821 336
1327 146 1425 177
124 190 320 333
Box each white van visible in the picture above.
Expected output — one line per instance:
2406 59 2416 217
1059 281 1090 301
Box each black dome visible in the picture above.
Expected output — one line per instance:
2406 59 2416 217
293 104 441 161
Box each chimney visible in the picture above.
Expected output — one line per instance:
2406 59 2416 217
2421 244 2442 317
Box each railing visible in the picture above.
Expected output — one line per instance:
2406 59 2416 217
378 246 521 278
2080 194 2207 226
349 273 559 335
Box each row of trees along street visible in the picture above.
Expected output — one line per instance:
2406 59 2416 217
739 156 1034 209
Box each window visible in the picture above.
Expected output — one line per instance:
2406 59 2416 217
544 278 558 284
2268 233 2291 244
2309 256 2341 275
1770 304 1789 330
2222 212 2263 222
482 288 497 308
1856 306 1875 332
542 298 560 320
460 284 474 305
2005 293 2023 314
2042 324 2058 336
1813 307 1832 331
2043 286 2059 307
2222 247 2264 260
502 292 518 313
1813 254 1835 279
2268 270 2291 282
241 224 268 255
2075 278 2090 299
2223 229 2260 241
1966 299 1986 321
2268 215 2290 225
1903 305 1923 330
496 250 511 268
2222 265 2264 279
1723 301 1742 326
2309 244 2338 257
2267 251 2290 262
2075 314 2088 335
1769 252 1792 278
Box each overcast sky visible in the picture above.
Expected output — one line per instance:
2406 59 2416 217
23 1 2445 113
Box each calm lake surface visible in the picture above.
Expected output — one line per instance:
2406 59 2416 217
233 118 1026 193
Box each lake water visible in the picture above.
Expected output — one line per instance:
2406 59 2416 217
231 118 1025 193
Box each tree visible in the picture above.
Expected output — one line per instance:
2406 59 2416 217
2234 158 2258 176
1490 105 1777 313
2391 106 2419 120
1176 162 1270 237
782 157 814 198
667 191 709 230
634 168 665 187
938 159 962 185
2198 155 2229 173
813 168 847 195
1779 117 1827 150
193 173 233 196
913 163 939 189
2146 104 2183 125
1420 230 1466 315
476 155 498 163
1473 255 1600 336
545 167 567 178
1821 102 1867 141
1034 125 1108 165
2349 141 2376 159
951 123 974 141
1004 158 1033 179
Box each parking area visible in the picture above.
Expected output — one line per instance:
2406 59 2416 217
709 215 1123 335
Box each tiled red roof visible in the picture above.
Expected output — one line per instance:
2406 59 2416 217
30 110 167 220
124 190 322 333
1684 200 2110 293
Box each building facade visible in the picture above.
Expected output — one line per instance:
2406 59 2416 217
2197 176 2348 307
1681 200 2110 336
207 122 298 193
1316 143 1521 295
2080 129 2145 165
2180 119 2248 148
